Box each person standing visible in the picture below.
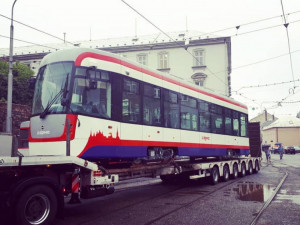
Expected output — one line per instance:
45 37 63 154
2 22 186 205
278 144 284 160
264 145 271 164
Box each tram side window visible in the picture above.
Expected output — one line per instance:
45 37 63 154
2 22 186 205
224 108 233 135
240 113 248 137
180 95 198 131
233 111 240 136
164 90 179 128
71 70 111 119
122 79 141 123
143 84 162 126
210 104 224 134
199 100 211 132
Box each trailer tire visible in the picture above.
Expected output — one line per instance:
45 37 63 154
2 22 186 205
248 161 253 175
254 160 260 173
231 163 238 179
15 185 58 225
222 165 230 182
240 163 246 177
210 166 219 185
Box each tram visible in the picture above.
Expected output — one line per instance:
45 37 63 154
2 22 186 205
28 48 249 162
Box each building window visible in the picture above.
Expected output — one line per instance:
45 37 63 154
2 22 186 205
191 73 207 87
158 52 169 69
137 54 147 65
193 49 205 67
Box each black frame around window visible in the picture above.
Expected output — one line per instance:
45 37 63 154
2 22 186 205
77 70 248 137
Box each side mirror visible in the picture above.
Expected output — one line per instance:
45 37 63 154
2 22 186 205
86 66 97 89
28 77 36 89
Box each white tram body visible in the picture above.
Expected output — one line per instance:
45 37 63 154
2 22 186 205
28 48 249 161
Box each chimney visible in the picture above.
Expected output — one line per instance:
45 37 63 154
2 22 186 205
264 110 267 122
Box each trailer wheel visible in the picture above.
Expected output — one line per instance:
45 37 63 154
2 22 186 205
222 165 230 182
248 161 253 175
15 185 58 225
254 160 260 173
231 163 238 179
210 166 219 185
240 163 246 177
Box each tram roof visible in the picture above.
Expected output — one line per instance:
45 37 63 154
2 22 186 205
40 48 247 111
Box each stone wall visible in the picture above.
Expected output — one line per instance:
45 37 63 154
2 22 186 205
0 102 31 135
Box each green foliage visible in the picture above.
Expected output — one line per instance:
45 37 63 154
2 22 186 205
0 60 34 106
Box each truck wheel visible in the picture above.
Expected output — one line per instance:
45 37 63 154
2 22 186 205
240 163 246 177
15 185 58 225
248 162 253 175
254 160 260 173
210 166 219 185
222 165 230 182
231 163 238 179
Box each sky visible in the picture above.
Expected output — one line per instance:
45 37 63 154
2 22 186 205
1 0 300 119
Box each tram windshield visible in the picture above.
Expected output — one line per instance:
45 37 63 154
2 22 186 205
32 62 73 115
32 63 112 119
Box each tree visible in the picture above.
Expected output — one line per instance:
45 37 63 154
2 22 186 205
297 111 300 119
0 60 34 106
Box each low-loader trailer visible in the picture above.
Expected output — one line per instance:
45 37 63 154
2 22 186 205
0 127 261 225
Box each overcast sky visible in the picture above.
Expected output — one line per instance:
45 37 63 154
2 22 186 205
1 0 300 119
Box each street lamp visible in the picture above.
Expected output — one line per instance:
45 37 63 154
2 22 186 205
6 0 18 133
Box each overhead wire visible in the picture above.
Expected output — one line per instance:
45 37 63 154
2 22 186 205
121 0 229 91
0 13 75 46
235 78 300 92
280 0 296 89
0 34 58 50
188 9 300 38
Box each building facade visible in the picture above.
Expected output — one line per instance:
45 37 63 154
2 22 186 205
262 116 300 148
0 31 232 96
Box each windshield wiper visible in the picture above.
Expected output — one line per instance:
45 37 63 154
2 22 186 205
40 89 64 119
40 73 69 119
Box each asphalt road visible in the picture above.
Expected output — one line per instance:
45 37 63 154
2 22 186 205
53 154 300 225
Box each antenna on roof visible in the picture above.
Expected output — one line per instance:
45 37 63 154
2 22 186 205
132 18 138 42
135 18 137 38
90 27 92 41
186 16 188 33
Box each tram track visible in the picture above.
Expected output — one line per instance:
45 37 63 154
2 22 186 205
249 163 289 225
77 174 247 225
143 176 249 225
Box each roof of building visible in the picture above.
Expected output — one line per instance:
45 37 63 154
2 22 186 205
263 116 300 130
0 30 223 58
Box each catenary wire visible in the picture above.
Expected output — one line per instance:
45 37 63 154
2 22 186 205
0 34 58 50
188 9 300 38
0 13 75 46
121 0 229 91
280 0 296 88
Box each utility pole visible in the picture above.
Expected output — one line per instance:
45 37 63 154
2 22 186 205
6 0 18 133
